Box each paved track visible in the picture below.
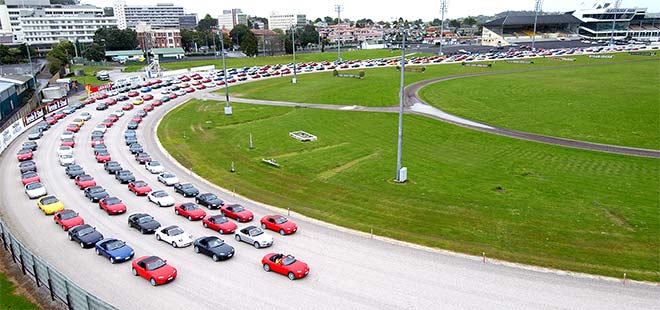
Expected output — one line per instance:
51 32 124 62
0 89 658 309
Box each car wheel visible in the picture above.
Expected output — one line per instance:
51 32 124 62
95 248 100 255
202 222 208 228
158 202 162 207
171 241 177 248
234 235 240 242
156 234 161 241
194 246 200 253
218 229 223 235
150 278 157 286
79 242 85 248
288 272 296 281
279 229 286 236
254 242 260 249
131 268 137 276
110 257 115 264
212 255 219 262
261 223 266 229
139 228 144 234
175 210 179 215
187 216 192 221
62 225 66 231
263 264 271 272
68 235 72 241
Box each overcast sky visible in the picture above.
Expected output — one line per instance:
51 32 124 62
83 0 660 21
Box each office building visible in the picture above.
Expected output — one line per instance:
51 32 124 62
219 9 247 30
179 13 198 29
268 13 306 31
113 1 184 30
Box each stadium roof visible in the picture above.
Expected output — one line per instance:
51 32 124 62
105 50 144 57
152 48 184 55
482 14 582 27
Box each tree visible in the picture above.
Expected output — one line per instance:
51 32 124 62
181 28 196 51
355 18 374 28
240 31 258 56
47 40 74 75
299 24 320 47
323 16 334 24
197 14 218 33
83 43 104 62
94 27 137 51
449 19 461 28
314 18 322 23
230 24 250 47
463 16 478 27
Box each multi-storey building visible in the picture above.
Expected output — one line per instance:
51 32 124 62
137 23 182 50
113 1 184 30
572 5 660 40
219 9 247 31
179 13 198 29
268 14 306 31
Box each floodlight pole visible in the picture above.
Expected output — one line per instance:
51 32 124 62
291 26 298 84
218 28 231 114
25 42 36 86
335 4 343 62
609 11 617 45
212 31 217 59
438 0 447 55
532 0 543 50
395 21 406 182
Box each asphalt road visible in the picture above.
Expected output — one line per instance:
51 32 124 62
0 84 658 310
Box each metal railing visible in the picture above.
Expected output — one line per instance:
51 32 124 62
0 219 118 310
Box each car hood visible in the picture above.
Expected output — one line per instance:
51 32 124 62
253 234 273 243
150 264 177 278
141 221 160 230
287 260 309 272
209 243 235 255
80 232 104 243
107 245 134 258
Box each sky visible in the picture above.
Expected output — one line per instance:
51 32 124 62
83 0 660 21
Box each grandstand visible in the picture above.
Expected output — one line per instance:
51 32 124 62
481 14 582 47
572 6 660 41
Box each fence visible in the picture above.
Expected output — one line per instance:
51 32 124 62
0 219 118 310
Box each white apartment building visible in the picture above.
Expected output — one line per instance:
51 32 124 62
113 1 184 30
20 6 116 46
218 9 247 30
268 14 306 31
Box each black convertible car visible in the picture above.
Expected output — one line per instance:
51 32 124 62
68 224 104 248
128 213 161 234
193 236 235 262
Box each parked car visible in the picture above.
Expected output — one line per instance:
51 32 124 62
25 182 47 199
128 180 152 196
53 209 84 231
115 170 136 184
67 224 103 248
59 154 75 166
145 161 164 174
95 238 134 264
21 171 40 185
27 129 42 140
193 236 234 261
174 203 206 221
104 161 122 174
128 213 160 234
84 185 109 203
75 175 96 189
202 215 237 235
21 141 38 151
99 197 127 215
156 225 193 248
261 253 310 280
65 164 85 179
157 172 179 186
173 182 199 197
234 226 273 249
131 256 177 286
195 193 224 209
16 148 33 161
19 160 37 173
221 204 254 222
147 190 175 207
38 195 65 215
260 215 298 235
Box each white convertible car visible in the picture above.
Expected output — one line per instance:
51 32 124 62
156 225 193 248
147 190 175 207
234 226 274 249
25 182 47 199
157 172 179 186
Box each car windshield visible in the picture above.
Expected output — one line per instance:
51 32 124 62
26 183 42 190
205 194 217 200
106 240 125 251
181 184 193 189
42 196 58 204
105 197 120 205
145 258 165 271
60 211 77 220
183 203 196 210
22 172 37 178
154 191 167 197
134 181 146 187
60 154 73 159
78 227 94 236
169 228 183 236
232 205 245 212
249 229 263 236
212 216 227 223
90 187 104 193
282 255 296 266
208 239 223 248
275 217 288 224
138 216 154 223
163 173 174 178
149 161 160 166
18 149 30 154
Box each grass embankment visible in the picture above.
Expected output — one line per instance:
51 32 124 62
159 100 660 281
70 65 114 87
123 49 427 73
419 59 660 150
0 272 39 309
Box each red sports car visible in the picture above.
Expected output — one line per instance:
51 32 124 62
142 105 154 112
91 137 104 147
53 112 66 120
95 151 112 163
215 81 225 86
185 88 195 93
17 148 33 161
101 118 114 127
122 104 134 111
195 85 206 90
74 174 96 189
99 197 127 215
260 215 298 235
96 93 108 100
168 93 177 99
60 138 75 148
128 180 151 196
53 209 84 231
21 171 40 185
107 114 119 122
227 79 236 83
180 77 190 82
151 100 162 107
141 94 153 101
131 256 177 286
106 99 118 106
83 98 96 105
127 91 139 97
201 78 212 83
174 203 206 221
192 75 202 80
45 117 57 125
131 116 143 123
261 253 309 280
66 124 80 133
221 204 254 222
202 215 237 234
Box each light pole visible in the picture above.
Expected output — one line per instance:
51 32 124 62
609 10 618 45
395 18 407 183
101 38 107 65
211 31 217 59
219 29 231 115
335 4 343 62
531 0 543 50
25 42 36 87
438 0 448 55
291 25 298 84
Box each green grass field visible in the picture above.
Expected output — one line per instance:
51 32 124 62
123 49 428 73
159 100 659 281
0 272 39 310
70 66 114 87
419 60 660 149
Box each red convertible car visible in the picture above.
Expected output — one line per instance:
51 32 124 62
128 180 152 196
174 203 206 221
99 197 127 215
53 209 84 231
21 171 40 185
260 215 298 235
17 148 33 161
131 256 177 286
202 215 237 234
261 253 309 280
221 204 253 222
74 175 97 189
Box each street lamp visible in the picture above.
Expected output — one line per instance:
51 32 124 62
25 42 36 87
335 4 343 62
101 38 107 65
531 0 543 50
291 25 298 84
211 32 217 59
395 18 408 183
218 28 231 115
438 0 448 55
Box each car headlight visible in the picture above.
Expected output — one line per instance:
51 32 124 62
115 256 122 259
130 251 135 255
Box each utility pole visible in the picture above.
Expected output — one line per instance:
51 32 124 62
25 42 36 87
219 28 231 115
395 18 407 183
212 31 217 59
438 0 448 55
335 4 343 62
532 0 543 50
609 10 617 45
291 25 298 84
